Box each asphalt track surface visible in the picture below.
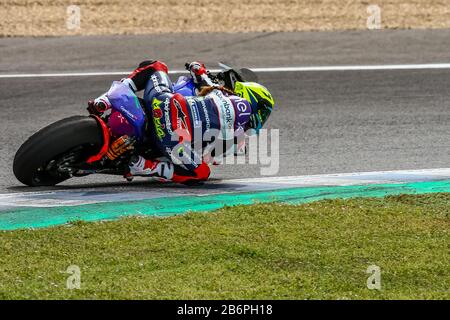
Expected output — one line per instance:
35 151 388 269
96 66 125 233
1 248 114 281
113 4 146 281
0 30 449 194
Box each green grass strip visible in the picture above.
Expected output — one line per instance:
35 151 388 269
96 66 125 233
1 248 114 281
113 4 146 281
1 180 449 230
1 194 449 299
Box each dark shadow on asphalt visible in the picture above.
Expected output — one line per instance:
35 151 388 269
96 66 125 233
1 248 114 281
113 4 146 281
5 177 243 193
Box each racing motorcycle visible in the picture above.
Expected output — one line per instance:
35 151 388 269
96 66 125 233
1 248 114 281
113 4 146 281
13 63 257 186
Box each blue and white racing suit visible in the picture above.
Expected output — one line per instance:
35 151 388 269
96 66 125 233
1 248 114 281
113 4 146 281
123 60 253 183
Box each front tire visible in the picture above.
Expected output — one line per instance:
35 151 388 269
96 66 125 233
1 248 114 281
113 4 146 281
13 116 104 186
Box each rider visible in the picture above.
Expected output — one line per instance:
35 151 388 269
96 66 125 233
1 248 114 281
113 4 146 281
88 60 275 184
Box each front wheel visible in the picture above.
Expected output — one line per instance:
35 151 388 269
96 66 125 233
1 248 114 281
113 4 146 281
13 116 104 186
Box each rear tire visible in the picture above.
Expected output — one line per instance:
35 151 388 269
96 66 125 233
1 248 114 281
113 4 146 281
13 116 104 186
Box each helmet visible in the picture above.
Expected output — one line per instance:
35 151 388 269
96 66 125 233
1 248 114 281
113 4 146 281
234 81 275 132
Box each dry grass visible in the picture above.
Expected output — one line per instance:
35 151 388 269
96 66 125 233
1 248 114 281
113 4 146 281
1 0 450 37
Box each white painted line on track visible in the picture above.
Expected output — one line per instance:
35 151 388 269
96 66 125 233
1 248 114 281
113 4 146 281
0 71 131 78
1 63 450 78
251 64 450 72
225 168 450 185
0 70 187 79
1 168 449 208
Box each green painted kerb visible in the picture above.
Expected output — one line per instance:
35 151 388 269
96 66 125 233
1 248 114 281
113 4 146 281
1 180 450 230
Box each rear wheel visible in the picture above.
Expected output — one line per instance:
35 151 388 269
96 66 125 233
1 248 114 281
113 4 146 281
13 116 104 186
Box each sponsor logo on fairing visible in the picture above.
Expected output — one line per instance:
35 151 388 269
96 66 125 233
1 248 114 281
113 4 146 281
119 106 137 121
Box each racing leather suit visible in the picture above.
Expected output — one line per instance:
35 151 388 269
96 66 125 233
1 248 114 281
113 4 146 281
120 60 254 183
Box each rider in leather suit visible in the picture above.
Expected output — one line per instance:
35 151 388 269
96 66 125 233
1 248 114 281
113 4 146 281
88 60 275 184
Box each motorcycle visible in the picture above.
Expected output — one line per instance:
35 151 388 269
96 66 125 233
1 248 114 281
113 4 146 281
13 63 257 186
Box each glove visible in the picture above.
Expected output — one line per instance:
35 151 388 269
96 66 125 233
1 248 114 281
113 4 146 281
186 61 211 85
186 61 207 76
87 94 111 115
106 135 135 160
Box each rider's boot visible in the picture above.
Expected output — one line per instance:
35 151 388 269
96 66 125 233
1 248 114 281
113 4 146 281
126 155 210 185
127 155 174 180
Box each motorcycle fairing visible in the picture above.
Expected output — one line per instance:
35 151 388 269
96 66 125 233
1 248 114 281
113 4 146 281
173 76 197 97
86 115 110 164
107 81 146 141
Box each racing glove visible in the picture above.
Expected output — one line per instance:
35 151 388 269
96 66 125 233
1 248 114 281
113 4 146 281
106 135 135 160
87 94 111 115
186 61 214 86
